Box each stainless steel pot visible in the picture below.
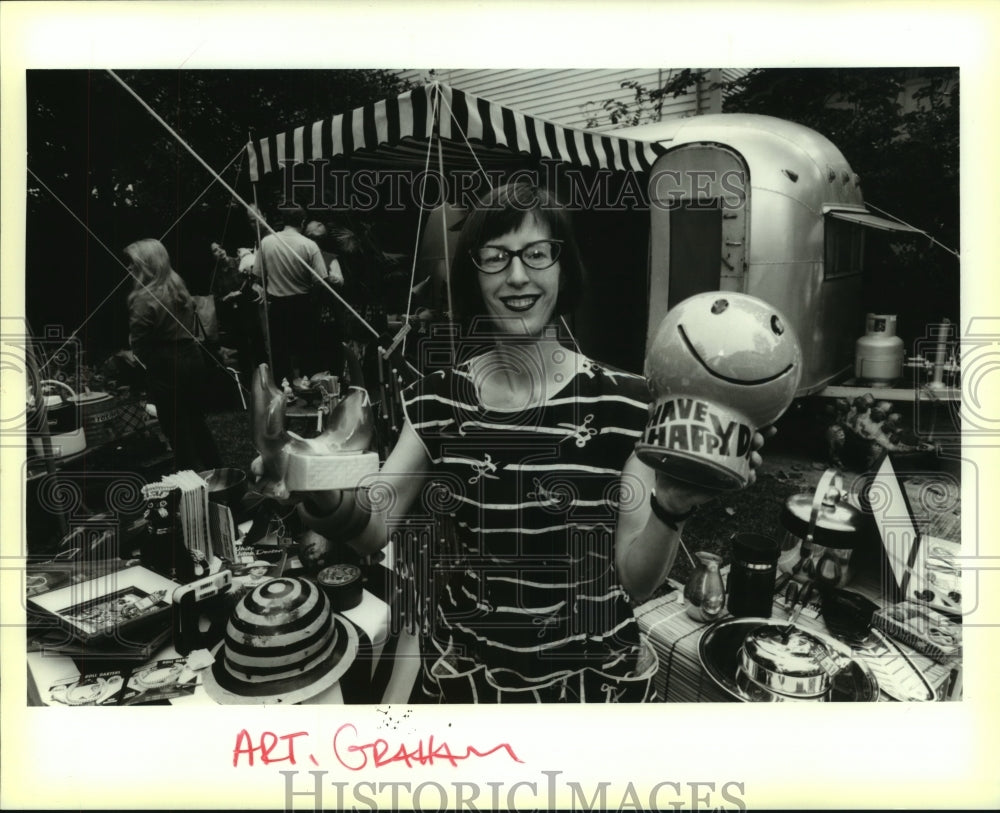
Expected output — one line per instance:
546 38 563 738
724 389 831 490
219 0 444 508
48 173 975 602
737 625 833 699
698 617 880 702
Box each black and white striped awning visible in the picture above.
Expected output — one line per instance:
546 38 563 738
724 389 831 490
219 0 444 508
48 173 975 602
246 83 663 182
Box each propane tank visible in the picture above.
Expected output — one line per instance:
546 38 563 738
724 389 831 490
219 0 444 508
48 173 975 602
855 313 904 386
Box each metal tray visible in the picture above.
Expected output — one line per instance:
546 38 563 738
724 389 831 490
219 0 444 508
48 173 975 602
857 628 935 702
698 617 879 702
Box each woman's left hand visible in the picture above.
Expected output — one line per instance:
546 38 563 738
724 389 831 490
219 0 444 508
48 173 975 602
747 425 775 486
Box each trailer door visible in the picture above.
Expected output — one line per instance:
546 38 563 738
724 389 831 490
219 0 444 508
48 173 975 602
668 201 724 305
646 144 748 352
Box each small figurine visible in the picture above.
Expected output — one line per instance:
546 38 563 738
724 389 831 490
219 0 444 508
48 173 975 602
822 393 918 469
823 398 852 467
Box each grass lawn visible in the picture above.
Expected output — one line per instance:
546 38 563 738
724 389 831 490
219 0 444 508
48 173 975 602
205 407 258 473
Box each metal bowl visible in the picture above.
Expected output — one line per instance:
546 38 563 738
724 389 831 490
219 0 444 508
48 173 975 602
698 617 879 702
197 467 248 506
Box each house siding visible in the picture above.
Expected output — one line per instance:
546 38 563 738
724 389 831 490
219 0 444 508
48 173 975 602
394 68 738 130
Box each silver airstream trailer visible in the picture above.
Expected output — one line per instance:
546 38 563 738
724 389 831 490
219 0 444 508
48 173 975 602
412 113 922 394
615 113 922 395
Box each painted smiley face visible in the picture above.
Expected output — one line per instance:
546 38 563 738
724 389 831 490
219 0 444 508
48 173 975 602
676 295 799 384
645 292 802 428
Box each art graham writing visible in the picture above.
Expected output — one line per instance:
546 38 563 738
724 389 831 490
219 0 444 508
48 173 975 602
232 725 749 811
232 724 523 770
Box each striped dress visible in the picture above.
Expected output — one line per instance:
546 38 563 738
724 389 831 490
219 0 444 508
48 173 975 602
398 356 658 702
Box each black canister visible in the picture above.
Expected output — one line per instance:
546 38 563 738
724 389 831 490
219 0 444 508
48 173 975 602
317 564 364 611
727 533 779 618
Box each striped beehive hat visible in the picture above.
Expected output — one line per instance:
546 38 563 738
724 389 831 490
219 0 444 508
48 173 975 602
203 577 357 704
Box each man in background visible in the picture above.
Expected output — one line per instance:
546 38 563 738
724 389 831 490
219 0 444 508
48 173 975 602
253 204 328 386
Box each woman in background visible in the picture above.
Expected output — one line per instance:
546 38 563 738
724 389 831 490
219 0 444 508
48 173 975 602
126 238 222 472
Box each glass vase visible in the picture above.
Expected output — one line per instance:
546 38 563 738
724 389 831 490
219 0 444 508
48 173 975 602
684 551 726 623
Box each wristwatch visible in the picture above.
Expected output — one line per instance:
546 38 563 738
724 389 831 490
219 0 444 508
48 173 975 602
649 492 695 529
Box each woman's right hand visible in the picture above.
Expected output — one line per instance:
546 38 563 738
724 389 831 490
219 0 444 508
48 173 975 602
652 469 716 515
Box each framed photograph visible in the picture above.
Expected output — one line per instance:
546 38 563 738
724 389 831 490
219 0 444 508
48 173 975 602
27 565 177 644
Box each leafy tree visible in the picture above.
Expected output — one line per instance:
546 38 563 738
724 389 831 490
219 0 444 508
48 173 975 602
585 68 710 128
587 68 960 350
25 69 410 357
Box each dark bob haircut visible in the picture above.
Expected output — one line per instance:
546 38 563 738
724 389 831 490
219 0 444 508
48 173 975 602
449 182 585 324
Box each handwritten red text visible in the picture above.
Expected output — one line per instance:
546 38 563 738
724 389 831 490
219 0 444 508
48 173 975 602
332 723 523 770
233 729 310 767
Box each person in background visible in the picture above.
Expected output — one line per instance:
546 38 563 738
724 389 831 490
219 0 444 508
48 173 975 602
304 220 346 288
324 214 391 391
125 238 222 472
209 242 242 346
253 203 328 387
304 220 346 379
209 241 266 395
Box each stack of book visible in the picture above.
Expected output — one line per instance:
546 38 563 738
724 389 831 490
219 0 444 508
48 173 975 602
158 470 212 560
141 470 238 562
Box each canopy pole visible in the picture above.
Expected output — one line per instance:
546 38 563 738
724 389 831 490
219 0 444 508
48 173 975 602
248 127 275 377
433 88 456 363
401 83 442 360
158 144 246 245
436 88 501 191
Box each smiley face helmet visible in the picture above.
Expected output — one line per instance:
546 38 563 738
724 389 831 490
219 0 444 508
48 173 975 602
637 292 802 491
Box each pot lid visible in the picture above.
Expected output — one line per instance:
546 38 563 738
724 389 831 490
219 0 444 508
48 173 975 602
781 492 865 548
741 625 828 678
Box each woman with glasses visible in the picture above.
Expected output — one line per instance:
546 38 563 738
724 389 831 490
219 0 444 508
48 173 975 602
280 182 763 702
126 238 222 472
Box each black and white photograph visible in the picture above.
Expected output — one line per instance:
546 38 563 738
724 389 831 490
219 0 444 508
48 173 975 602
1 2 998 811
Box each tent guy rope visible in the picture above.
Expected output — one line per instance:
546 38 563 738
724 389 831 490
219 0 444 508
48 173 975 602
159 144 246 247
25 167 201 371
106 69 415 377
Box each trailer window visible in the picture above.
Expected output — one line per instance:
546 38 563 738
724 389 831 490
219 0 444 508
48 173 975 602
824 216 865 279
